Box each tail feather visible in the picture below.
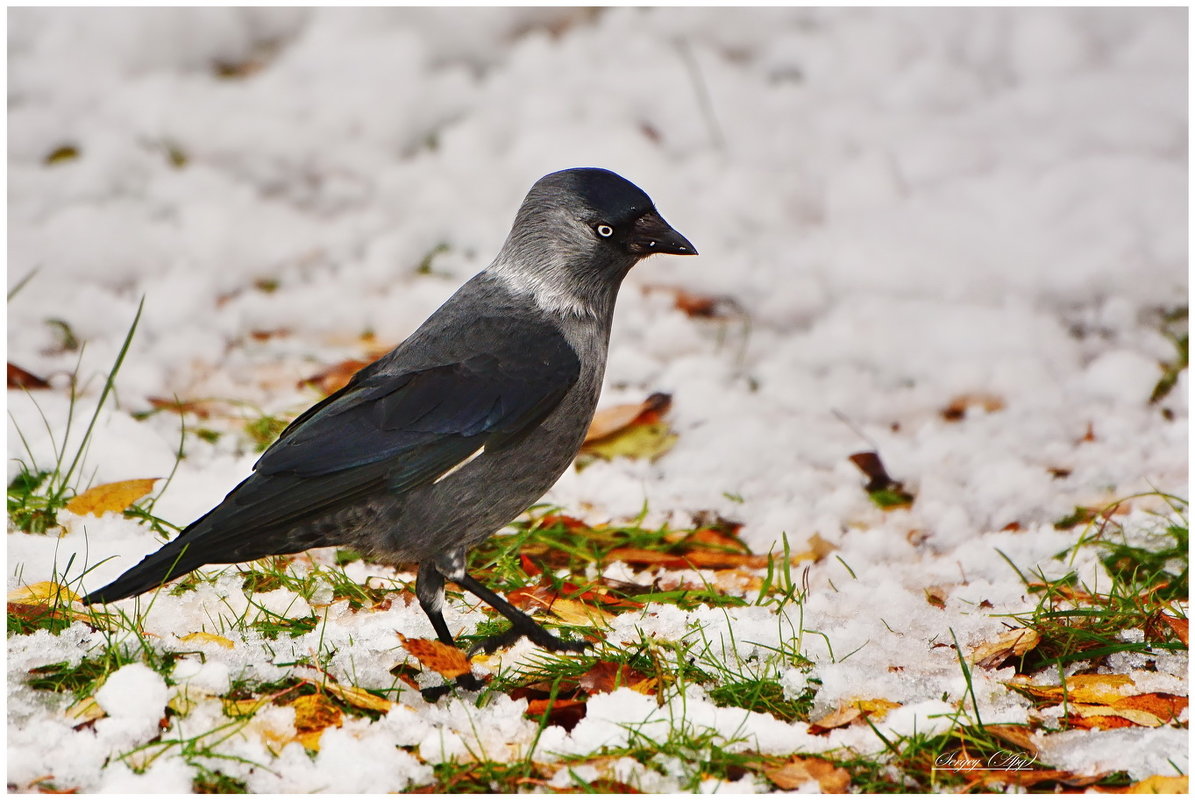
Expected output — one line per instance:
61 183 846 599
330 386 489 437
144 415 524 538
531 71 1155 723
81 540 207 604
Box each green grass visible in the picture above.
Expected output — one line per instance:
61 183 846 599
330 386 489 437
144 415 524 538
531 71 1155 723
7 299 144 534
998 494 1188 673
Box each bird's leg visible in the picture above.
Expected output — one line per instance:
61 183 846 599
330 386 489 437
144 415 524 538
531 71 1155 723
414 561 482 697
444 568 590 656
415 561 457 646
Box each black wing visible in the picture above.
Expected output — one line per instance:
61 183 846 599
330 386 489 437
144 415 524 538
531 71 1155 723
81 316 581 604
254 323 580 488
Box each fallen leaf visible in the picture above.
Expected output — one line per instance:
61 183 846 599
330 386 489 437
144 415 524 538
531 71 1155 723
65 478 158 517
8 362 50 390
585 393 671 442
983 723 1037 753
290 694 341 751
147 397 214 418
971 627 1040 669
66 697 105 724
179 631 235 649
8 581 79 606
1007 673 1134 706
1122 775 1188 793
809 698 901 735
300 359 371 396
924 586 948 609
941 392 1005 421
223 697 270 717
1065 704 1159 729
507 587 614 628
324 682 393 713
1112 692 1187 723
578 661 652 695
524 696 587 730
848 451 914 509
765 756 850 792
1160 614 1188 646
399 635 472 679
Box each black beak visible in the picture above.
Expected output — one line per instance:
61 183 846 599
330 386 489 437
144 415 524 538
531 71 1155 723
629 210 697 256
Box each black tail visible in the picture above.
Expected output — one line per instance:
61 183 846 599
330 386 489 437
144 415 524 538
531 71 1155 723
81 540 208 605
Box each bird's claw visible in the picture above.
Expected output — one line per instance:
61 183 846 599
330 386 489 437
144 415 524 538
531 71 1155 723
467 626 590 656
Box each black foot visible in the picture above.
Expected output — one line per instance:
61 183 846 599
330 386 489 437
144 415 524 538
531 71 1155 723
420 670 484 702
468 625 590 657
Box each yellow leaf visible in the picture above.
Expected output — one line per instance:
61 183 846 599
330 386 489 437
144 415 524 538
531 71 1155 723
543 597 614 628
582 422 677 461
1007 673 1134 705
7 581 79 605
66 696 105 723
290 694 341 752
180 631 235 649
168 692 197 717
223 697 269 717
65 478 158 516
324 682 393 713
1127 776 1188 793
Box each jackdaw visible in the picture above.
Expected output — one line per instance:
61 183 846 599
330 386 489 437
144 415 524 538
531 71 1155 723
82 167 696 665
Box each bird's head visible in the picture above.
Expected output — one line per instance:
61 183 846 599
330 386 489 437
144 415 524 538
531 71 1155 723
492 168 696 318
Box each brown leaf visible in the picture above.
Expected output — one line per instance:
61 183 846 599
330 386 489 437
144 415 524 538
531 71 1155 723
808 698 901 735
299 359 371 396
983 723 1037 754
399 635 472 679
971 627 1040 669
1160 614 1188 646
524 696 587 730
941 392 1005 421
65 478 158 516
8 363 50 390
924 586 948 609
848 451 914 508
147 397 213 418
578 661 651 695
765 756 850 793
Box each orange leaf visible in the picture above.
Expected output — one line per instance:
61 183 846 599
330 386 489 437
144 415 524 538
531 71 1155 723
399 635 472 679
765 756 850 793
1112 692 1187 723
1160 614 1188 646
65 478 158 516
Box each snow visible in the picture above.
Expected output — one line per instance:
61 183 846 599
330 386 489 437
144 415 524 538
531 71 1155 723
7 7 1187 793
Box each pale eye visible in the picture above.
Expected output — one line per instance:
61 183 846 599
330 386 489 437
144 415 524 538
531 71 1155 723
595 224 614 238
